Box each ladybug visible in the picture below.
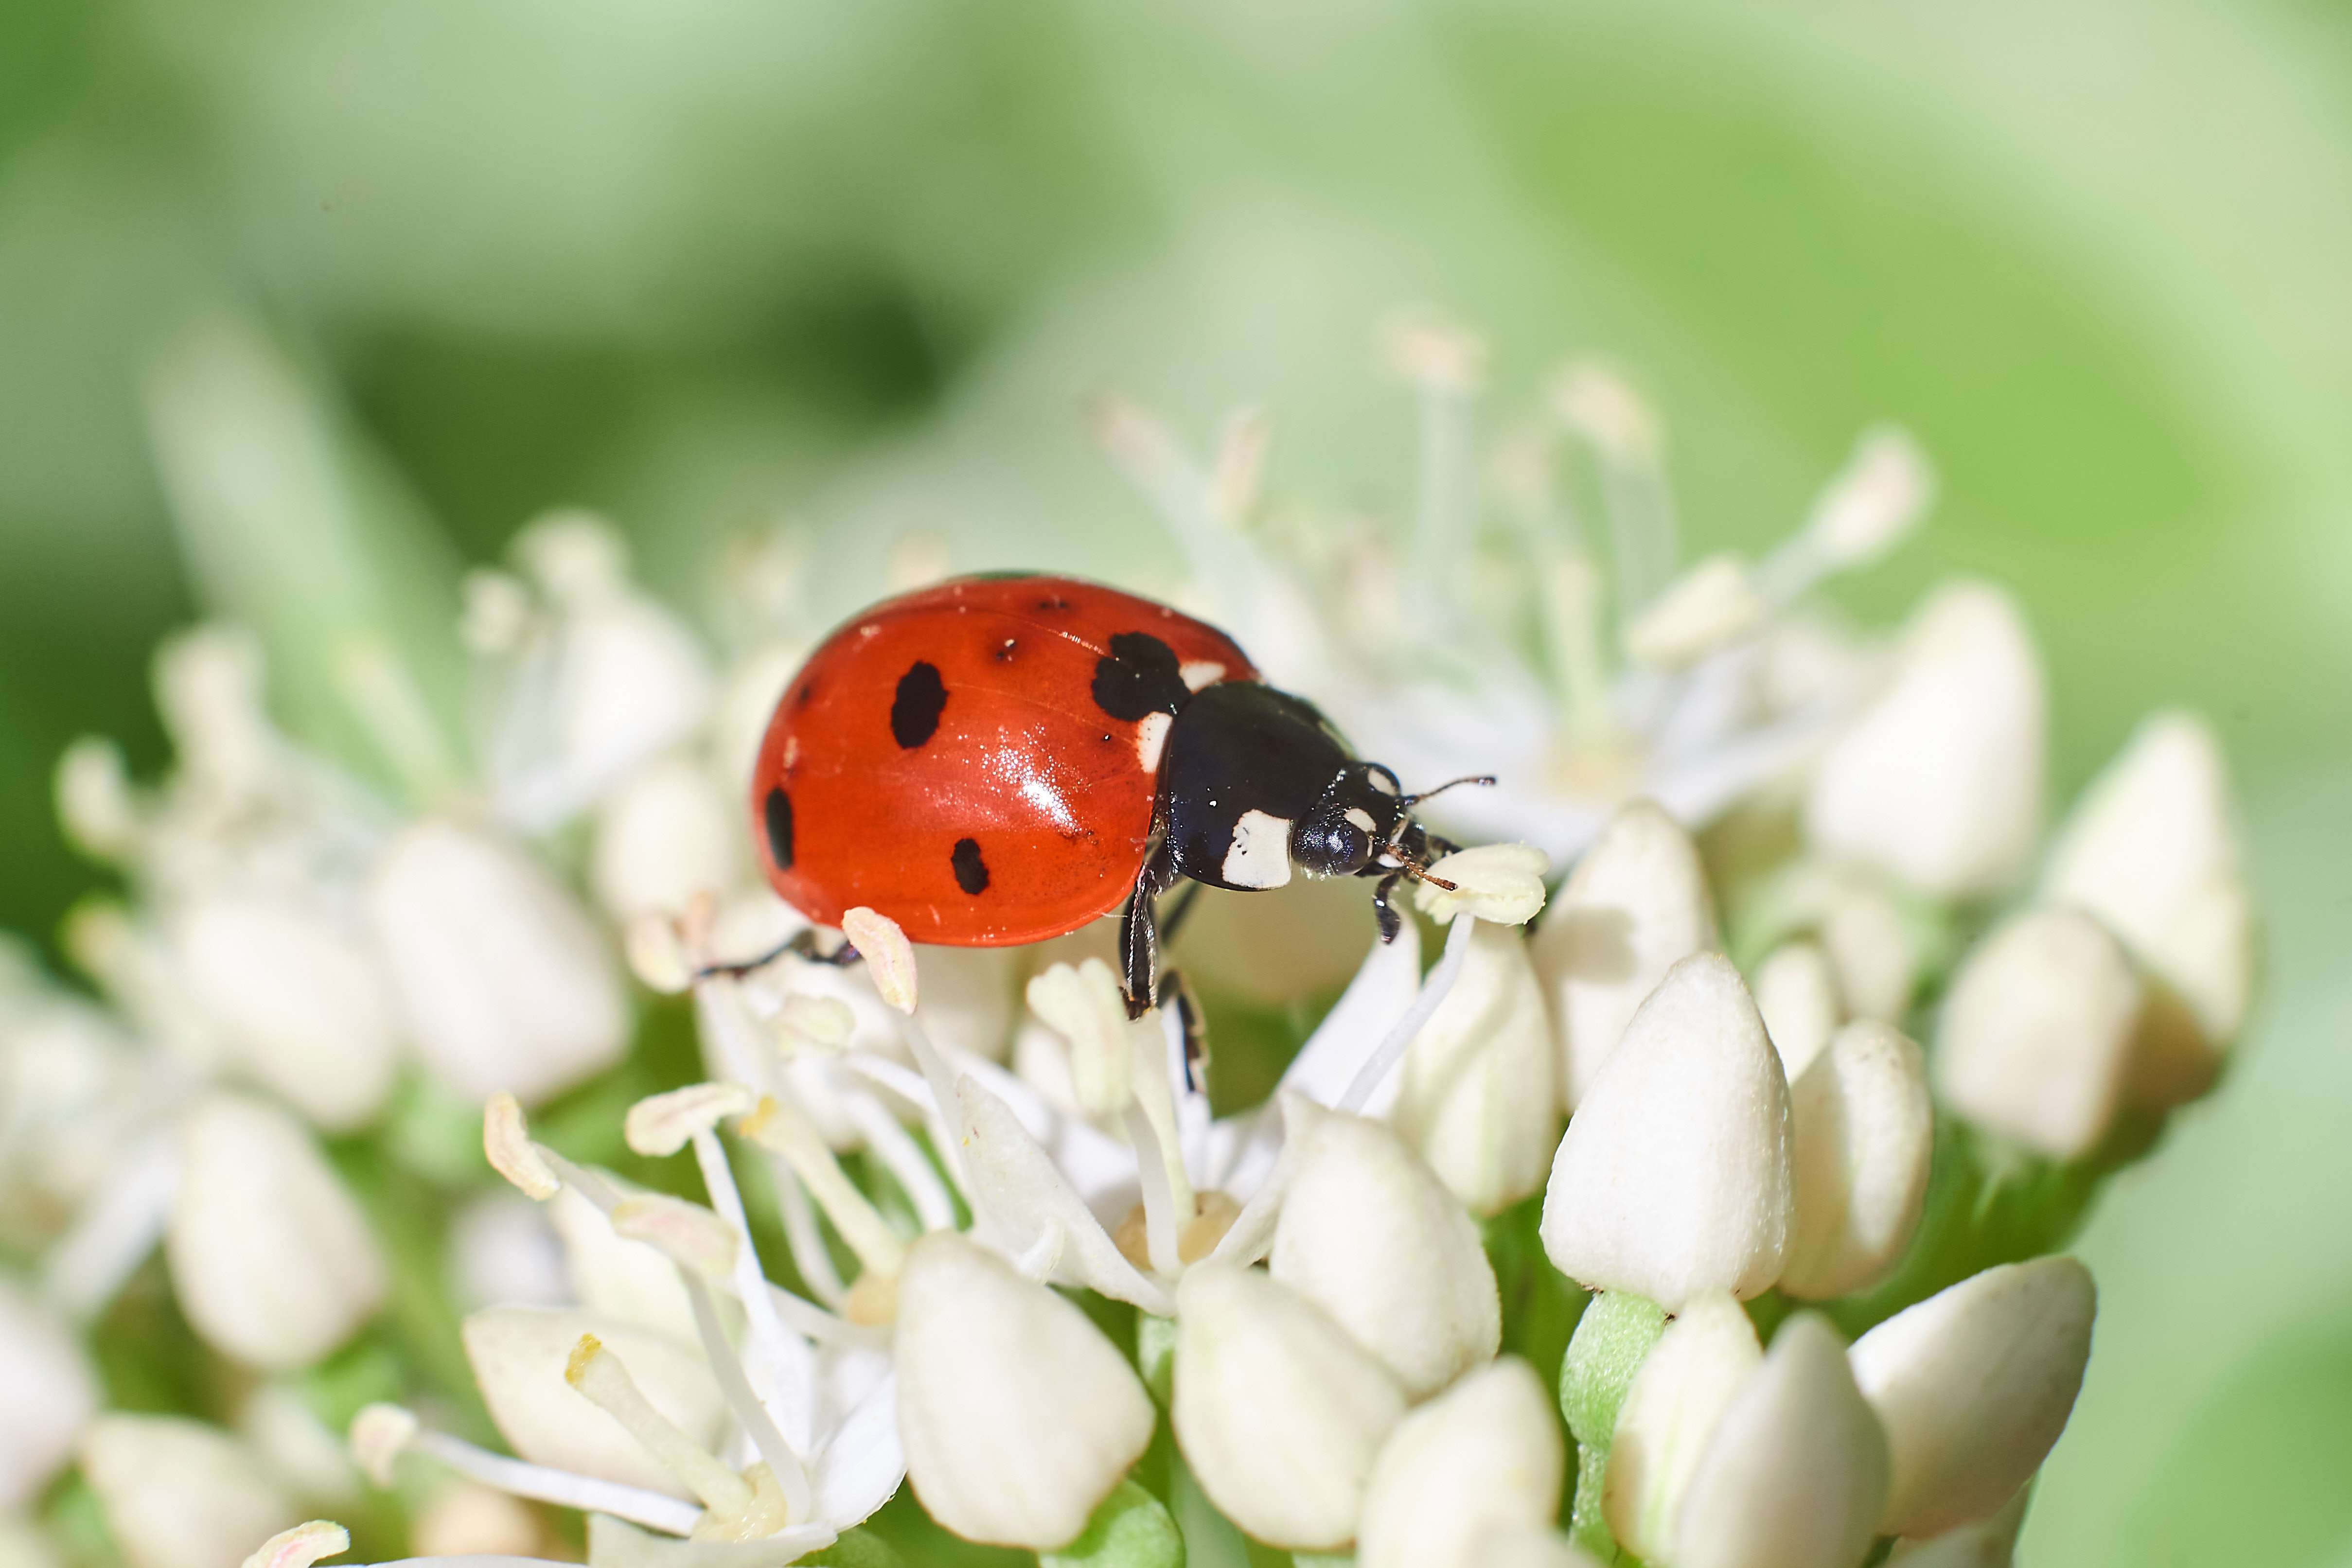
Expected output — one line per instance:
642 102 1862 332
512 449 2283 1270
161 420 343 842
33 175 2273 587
748 573 1480 1017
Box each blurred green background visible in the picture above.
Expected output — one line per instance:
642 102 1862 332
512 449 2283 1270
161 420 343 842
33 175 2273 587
3 0 2349 1561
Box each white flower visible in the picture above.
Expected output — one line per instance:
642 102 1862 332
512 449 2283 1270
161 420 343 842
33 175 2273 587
1673 1314 1890 1568
1531 801 1718 1110
1603 1293 1762 1563
168 893 400 1130
591 754 744 922
1171 1263 1408 1551
893 1232 1155 1548
0 1280 98 1508
1357 1357 1565 1568
1269 1106 1500 1400
166 1092 386 1369
1804 582 2047 900
367 818 629 1105
1541 953 1792 1309
1936 908 2143 1160
1393 921 1558 1216
78 1415 297 1568
1781 1021 1933 1301
1819 875 1918 1024
1884 1483 2031 1566
2043 711 2254 1104
1850 1257 2095 1537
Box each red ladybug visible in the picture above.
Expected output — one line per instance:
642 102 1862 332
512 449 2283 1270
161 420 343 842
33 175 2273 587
749 573 1473 1015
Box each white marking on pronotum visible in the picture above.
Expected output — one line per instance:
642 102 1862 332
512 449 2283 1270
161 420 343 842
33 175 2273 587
1344 807 1377 833
1222 809 1293 889
1136 711 1174 772
1367 771 1400 796
1179 660 1226 691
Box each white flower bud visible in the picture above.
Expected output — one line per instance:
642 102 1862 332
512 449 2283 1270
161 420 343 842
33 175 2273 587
894 1232 1155 1549
1850 1257 2095 1537
591 754 743 921
170 895 400 1130
368 819 629 1105
1394 922 1559 1216
1358 1358 1564 1568
0 1281 98 1508
1821 878 1916 1024
1471 1526 1606 1568
238 1520 347 1568
78 1416 296 1568
1531 801 1718 1110
238 1385 361 1504
167 1093 386 1369
1173 1263 1409 1551
2044 712 2253 1096
1028 960 1133 1117
1674 1315 1889 1568
1781 1022 1932 1301
411 1480 544 1558
1884 1483 2030 1567
461 1307 728 1499
55 737 141 860
1938 909 2143 1160
1805 582 2046 899
1270 1109 1501 1399
1753 940 1843 1082
1626 555 1769 670
1604 1293 1762 1562
1413 844 1550 927
1541 954 1791 1309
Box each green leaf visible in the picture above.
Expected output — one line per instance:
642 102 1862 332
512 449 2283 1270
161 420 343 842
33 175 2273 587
1041 1480 1184 1568
1137 1313 1177 1407
1558 1290 1666 1564
805 1529 910 1568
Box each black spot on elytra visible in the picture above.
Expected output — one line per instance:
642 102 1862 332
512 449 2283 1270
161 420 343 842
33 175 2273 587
1036 594 1073 612
950 837 989 895
763 788 795 869
794 680 817 709
994 637 1018 662
1091 631 1189 721
891 661 948 748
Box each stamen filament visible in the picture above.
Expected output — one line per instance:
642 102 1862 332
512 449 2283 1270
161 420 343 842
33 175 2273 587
566 1335 752 1517
1121 1105 1184 1278
689 1128 814 1434
839 1091 956 1232
1126 1016 1196 1223
334 638 460 806
1337 913 1479 1113
41 1132 177 1318
407 1427 702 1536
765 1157 849 1309
1545 554 1621 747
739 1097 908 1280
677 1268 812 1519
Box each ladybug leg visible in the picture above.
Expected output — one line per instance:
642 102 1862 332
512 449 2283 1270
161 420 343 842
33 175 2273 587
1370 869 1406 945
694 927 857 983
1157 881 1205 947
1119 840 1181 1020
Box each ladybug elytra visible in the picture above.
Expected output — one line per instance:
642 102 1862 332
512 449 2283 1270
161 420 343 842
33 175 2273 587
748 573 1476 1016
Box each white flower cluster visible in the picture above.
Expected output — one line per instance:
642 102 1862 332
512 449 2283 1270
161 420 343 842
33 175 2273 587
0 330 2259 1568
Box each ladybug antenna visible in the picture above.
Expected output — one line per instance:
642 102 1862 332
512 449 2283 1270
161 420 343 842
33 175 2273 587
1406 862 1459 893
1398 773 1497 810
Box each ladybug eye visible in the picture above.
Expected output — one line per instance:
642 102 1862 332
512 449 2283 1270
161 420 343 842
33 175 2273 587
1291 812 1374 877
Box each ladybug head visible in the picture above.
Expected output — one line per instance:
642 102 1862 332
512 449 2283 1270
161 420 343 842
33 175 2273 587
1290 765 1495 881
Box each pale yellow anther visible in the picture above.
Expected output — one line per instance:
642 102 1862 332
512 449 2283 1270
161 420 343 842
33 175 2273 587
777 994 856 1053
841 907 917 1014
1415 845 1551 927
239 1520 349 1568
1625 555 1769 670
610 1195 740 1279
623 1082 757 1158
623 915 692 995
1553 364 1660 463
565 1334 753 1517
1380 310 1487 394
1207 408 1271 529
348 1403 419 1488
483 1093 560 1200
